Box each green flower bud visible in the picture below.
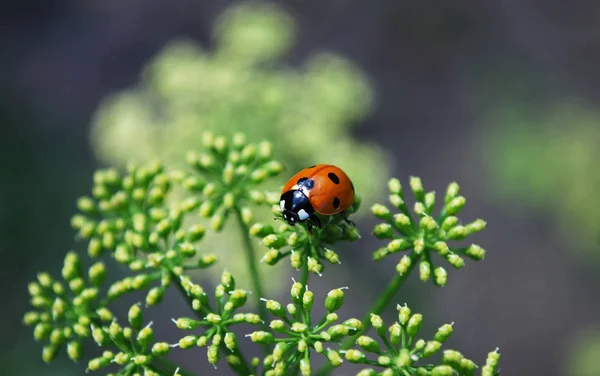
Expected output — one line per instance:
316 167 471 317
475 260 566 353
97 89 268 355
28 281 43 297
394 213 412 230
409 176 424 201
146 286 165 306
291 322 308 333
389 194 405 209
414 202 427 216
290 251 302 269
371 204 392 220
344 318 362 331
431 365 454 376
388 238 411 253
228 290 247 308
460 357 477 375
327 349 343 367
407 313 423 337
396 348 411 367
240 207 253 225
326 313 339 324
323 248 341 264
397 304 411 325
433 241 450 256
270 320 286 332
88 262 106 286
151 342 170 356
374 223 394 239
327 324 349 340
424 191 436 211
372 247 389 261
87 356 109 370
249 331 274 344
444 182 460 204
370 314 385 337
179 335 197 349
244 313 262 324
414 238 425 254
420 216 438 231
396 255 413 275
137 327 154 348
441 216 458 231
389 323 402 345
286 303 297 316
250 223 274 238
433 267 448 287
314 341 324 353
465 244 486 260
128 304 143 329
290 282 304 303
434 323 454 343
33 323 52 341
258 141 272 159
23 311 40 326
447 225 466 240
444 196 466 216
265 299 286 318
442 349 463 367
92 327 106 346
345 349 366 363
298 339 308 352
132 355 150 366
300 358 311 376
325 288 345 312
357 369 378 376
419 260 431 282
447 253 465 269
357 335 380 353
67 341 82 361
423 341 442 357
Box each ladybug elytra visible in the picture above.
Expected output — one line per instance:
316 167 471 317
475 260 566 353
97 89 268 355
279 164 355 230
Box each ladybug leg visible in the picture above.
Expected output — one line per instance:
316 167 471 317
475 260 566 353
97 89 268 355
309 214 322 228
341 211 355 227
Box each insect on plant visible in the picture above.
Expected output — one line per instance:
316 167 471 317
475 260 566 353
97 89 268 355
23 132 502 376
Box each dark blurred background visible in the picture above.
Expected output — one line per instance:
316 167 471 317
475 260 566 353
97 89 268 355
2 0 600 375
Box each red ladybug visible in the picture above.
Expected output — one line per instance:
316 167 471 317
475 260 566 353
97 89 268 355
279 164 355 230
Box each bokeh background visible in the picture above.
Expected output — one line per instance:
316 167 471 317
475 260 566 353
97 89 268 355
2 1 600 375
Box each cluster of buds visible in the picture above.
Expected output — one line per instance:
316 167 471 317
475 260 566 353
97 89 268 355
250 197 361 275
86 303 173 375
172 270 258 373
248 280 361 375
344 303 496 376
23 252 112 363
71 162 173 260
173 132 283 232
371 177 487 286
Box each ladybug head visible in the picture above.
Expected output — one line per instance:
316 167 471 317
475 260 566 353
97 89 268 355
279 190 314 226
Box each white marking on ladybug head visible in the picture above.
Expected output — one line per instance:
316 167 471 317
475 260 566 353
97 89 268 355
298 209 309 221
291 184 299 190
280 200 285 211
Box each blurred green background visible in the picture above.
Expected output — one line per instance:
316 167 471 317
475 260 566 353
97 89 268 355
2 1 599 375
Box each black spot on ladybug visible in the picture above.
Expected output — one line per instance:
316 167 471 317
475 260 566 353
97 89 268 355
297 177 315 190
350 181 355 191
333 197 340 209
328 172 340 184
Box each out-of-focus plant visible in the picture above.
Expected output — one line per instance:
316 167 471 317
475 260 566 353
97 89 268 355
89 1 388 291
24 131 501 375
481 101 600 262
565 326 600 376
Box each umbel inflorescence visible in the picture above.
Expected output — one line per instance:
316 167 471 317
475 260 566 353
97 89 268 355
24 132 501 376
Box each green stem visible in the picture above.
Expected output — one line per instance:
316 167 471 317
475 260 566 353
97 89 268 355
315 255 417 376
234 208 270 348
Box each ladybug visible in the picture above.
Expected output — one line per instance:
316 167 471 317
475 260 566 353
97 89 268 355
279 164 355 230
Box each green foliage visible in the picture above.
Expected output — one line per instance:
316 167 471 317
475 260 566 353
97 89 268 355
482 101 600 261
24 130 501 375
371 177 487 287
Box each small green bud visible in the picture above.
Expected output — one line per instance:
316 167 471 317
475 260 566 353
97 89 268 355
132 355 150 366
396 348 411 367
298 339 308 352
447 253 465 269
33 323 52 341
370 314 385 336
244 313 261 324
396 255 413 275
314 341 324 353
146 286 165 306
325 288 345 312
357 335 380 353
389 194 404 208
441 216 458 231
345 349 366 363
87 356 109 370
249 331 274 344
128 304 143 329
262 234 286 249
465 219 486 234
409 176 424 201
442 349 463 367
290 251 302 269
419 260 431 282
88 262 106 286
460 357 477 375
423 340 442 357
326 313 339 323
433 267 448 287
388 238 410 253
250 223 274 237
420 216 438 231
92 327 106 346
291 322 308 333
323 248 341 264
445 182 460 203
258 141 272 159
389 323 402 345
327 324 349 340
265 299 286 318
447 225 466 240
290 282 304 303
465 244 486 260
179 335 197 349
302 290 314 311
357 369 378 376
434 323 454 343
414 238 425 254
344 318 362 331
397 304 411 325
286 303 297 316
431 365 454 376
326 349 343 367
414 202 427 216
300 358 311 376
424 191 436 212
269 320 286 332
23 311 39 326
67 341 82 361
261 249 280 265
240 206 253 225
374 223 394 239
407 313 423 337
444 196 466 216
206 313 222 325
433 241 450 256
371 204 392 220
265 160 284 176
